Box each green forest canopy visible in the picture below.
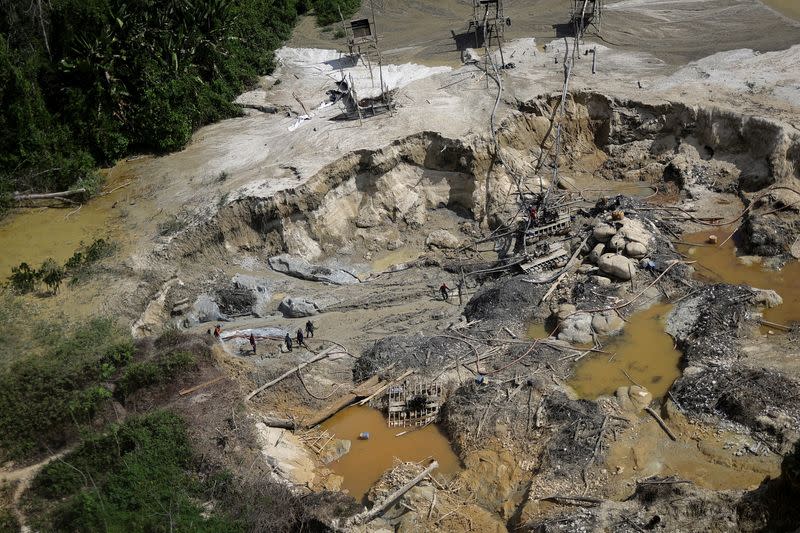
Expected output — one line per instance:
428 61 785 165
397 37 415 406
0 0 360 214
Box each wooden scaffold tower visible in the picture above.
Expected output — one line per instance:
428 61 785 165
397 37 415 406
571 0 603 36
469 0 510 67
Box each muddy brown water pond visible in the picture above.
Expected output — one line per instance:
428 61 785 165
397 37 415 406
0 165 141 278
680 230 800 329
568 303 681 399
320 405 461 502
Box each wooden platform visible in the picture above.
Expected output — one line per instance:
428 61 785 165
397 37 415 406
387 381 443 428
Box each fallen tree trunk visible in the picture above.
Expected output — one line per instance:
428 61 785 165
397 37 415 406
262 416 296 430
355 460 439 524
13 188 86 201
645 406 677 441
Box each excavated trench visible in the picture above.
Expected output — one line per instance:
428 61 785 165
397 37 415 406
169 91 800 529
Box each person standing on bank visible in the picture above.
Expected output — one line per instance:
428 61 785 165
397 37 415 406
439 283 450 301
285 333 293 352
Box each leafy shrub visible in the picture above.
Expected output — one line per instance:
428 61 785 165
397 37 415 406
117 351 196 398
38 258 65 294
8 262 37 294
29 411 242 532
83 238 116 263
0 319 131 460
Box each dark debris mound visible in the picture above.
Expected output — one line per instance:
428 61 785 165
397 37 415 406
671 284 755 366
741 211 800 257
540 392 605 476
464 275 549 326
353 334 471 382
673 365 800 442
442 381 533 453
216 285 256 315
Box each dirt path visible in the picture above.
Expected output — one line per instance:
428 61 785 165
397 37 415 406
2 447 74 531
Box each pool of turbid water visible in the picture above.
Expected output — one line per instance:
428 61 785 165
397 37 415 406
0 165 140 278
568 303 681 399
320 405 461 502
680 230 800 329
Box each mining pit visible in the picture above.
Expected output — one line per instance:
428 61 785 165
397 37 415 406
3 1 800 531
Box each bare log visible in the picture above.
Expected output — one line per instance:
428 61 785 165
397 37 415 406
262 416 296 430
14 188 86 201
357 369 414 406
645 406 677 441
540 494 602 506
355 461 439 524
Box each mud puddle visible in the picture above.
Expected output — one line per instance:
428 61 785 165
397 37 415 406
568 303 681 399
320 405 461 501
606 408 781 497
370 247 423 272
680 230 800 328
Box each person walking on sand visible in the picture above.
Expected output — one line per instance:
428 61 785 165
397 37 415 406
305 320 315 338
285 333 293 352
249 333 256 355
439 283 450 301
296 328 306 348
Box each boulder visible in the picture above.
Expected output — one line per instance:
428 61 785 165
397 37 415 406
608 233 627 252
557 175 578 191
591 310 624 336
752 288 783 308
598 253 636 281
625 241 648 259
278 297 321 318
556 303 577 321
588 243 605 264
615 385 653 414
558 311 593 345
191 294 224 323
268 254 359 285
426 229 462 249
618 217 652 246
593 223 617 242
232 274 272 317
